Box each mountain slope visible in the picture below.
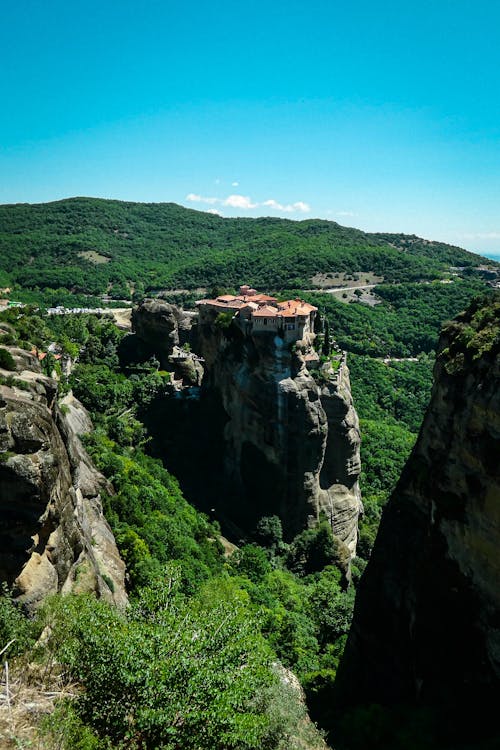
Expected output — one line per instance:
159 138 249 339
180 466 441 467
0 197 494 297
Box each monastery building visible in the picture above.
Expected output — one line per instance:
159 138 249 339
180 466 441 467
196 285 318 343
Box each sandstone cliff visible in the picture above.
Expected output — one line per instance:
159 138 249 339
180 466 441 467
0 350 126 610
131 299 362 559
197 312 362 551
130 299 196 369
334 293 500 747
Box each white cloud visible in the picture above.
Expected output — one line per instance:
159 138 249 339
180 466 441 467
262 199 310 213
223 194 258 209
292 201 310 213
336 210 356 217
232 181 239 187
185 193 219 205
185 192 311 214
262 199 283 210
206 208 222 216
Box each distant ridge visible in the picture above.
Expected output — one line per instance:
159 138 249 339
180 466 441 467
0 197 496 298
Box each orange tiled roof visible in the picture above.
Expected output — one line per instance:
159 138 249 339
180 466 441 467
241 302 259 311
196 298 242 309
30 347 48 361
277 299 317 314
197 290 317 319
248 294 277 302
198 295 277 310
252 305 281 317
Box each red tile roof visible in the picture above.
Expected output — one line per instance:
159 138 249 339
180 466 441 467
252 305 281 317
277 299 317 314
248 294 277 302
197 288 318 320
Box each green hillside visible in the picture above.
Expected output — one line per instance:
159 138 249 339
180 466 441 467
0 197 493 299
1 200 498 748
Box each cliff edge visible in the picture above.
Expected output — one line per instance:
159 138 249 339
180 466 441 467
197 308 362 552
131 295 362 561
334 292 500 747
0 348 126 610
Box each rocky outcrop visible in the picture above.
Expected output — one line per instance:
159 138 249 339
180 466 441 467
130 299 196 369
0 355 126 610
125 299 362 559
196 311 362 553
334 293 500 747
168 346 204 386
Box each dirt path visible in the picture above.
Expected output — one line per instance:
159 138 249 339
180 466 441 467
110 308 132 329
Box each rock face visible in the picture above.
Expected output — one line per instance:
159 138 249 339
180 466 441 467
130 300 196 369
335 293 500 746
197 316 362 551
0 355 126 610
130 299 362 558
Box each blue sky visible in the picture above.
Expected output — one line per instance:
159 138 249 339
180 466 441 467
1 0 499 258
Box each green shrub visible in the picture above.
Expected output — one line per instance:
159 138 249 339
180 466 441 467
41 704 101 750
0 346 16 371
214 311 234 329
287 520 340 575
231 544 272 583
39 586 288 750
0 584 38 656
84 433 224 594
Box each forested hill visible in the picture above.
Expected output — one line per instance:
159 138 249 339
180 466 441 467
0 197 494 298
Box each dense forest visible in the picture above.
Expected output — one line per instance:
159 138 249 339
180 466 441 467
0 198 495 302
0 199 498 748
1 307 358 748
2 287 495 747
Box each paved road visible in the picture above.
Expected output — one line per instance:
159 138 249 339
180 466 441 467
377 357 420 363
322 284 377 294
304 284 378 294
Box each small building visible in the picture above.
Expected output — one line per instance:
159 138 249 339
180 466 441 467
196 285 317 343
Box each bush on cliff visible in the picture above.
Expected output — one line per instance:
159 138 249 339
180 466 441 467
0 584 39 656
38 574 323 750
0 347 16 371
